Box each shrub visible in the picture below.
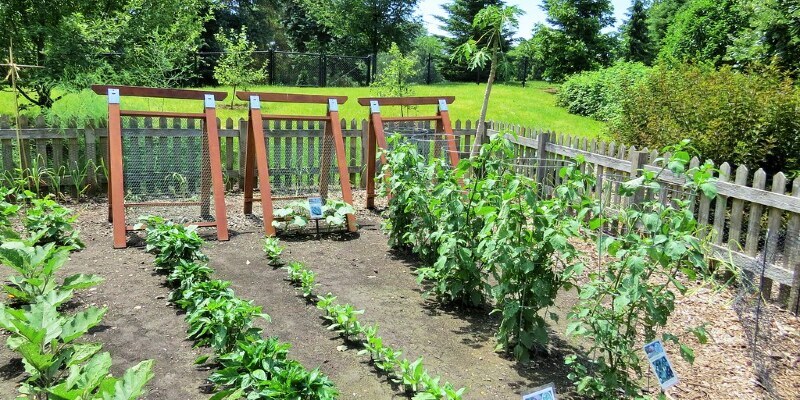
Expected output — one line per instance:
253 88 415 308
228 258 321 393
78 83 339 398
609 64 800 174
557 62 650 122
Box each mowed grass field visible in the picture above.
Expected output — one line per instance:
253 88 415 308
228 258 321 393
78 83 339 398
0 82 605 138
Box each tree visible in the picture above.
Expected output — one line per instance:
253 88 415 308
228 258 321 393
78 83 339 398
646 0 688 53
622 0 652 63
728 0 800 73
213 27 267 107
436 0 512 82
658 0 746 66
454 5 523 156
527 0 616 81
372 43 417 115
298 0 421 69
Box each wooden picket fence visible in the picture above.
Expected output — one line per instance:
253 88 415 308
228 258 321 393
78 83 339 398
1 116 799 312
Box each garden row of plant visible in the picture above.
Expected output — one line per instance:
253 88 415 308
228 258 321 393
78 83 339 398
262 237 466 399
139 216 338 399
0 187 154 399
379 135 724 398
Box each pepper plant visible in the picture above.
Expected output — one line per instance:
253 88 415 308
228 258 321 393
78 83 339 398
24 194 84 250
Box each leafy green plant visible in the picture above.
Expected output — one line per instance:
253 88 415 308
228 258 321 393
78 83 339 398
24 194 84 249
185 295 269 353
322 302 364 342
46 354 154 400
322 200 356 228
565 143 719 398
173 279 235 312
395 357 428 393
0 186 21 232
262 236 284 265
0 240 102 305
141 217 207 272
167 260 214 303
285 261 317 298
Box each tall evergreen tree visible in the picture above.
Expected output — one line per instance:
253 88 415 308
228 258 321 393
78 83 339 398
527 0 615 81
436 0 513 82
622 0 652 63
646 0 687 52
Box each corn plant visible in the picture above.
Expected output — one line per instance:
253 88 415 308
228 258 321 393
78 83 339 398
0 239 102 305
24 194 84 249
67 160 93 199
262 236 284 265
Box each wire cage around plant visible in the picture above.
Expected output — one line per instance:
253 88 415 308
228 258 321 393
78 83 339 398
245 120 354 234
120 116 220 226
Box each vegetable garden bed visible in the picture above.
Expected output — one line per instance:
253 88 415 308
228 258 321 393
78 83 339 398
1 191 798 399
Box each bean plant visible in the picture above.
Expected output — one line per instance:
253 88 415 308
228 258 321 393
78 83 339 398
262 236 284 265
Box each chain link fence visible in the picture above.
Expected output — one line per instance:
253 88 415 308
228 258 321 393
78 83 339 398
192 50 371 87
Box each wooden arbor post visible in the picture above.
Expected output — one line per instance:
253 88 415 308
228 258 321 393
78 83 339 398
360 96 459 209
91 85 230 248
238 92 357 236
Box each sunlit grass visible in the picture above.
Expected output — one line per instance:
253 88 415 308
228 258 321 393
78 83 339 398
0 82 606 138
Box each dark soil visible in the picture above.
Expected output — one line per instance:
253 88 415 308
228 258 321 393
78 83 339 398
2 191 798 399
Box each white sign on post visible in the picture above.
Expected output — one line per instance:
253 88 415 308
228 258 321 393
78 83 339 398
522 383 557 400
643 339 679 390
308 197 323 220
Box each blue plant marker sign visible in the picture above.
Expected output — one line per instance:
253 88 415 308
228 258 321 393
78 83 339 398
522 383 557 400
643 339 679 390
308 197 323 220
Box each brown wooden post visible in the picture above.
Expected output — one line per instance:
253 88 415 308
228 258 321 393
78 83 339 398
436 99 460 167
105 88 127 248
365 101 385 209
630 150 649 207
328 99 357 232
535 131 551 186
242 95 276 236
203 94 229 241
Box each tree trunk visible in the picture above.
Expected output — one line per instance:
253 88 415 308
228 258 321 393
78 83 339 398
470 49 499 157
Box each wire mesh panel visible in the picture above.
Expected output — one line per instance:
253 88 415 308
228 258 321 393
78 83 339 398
732 230 799 398
120 117 218 224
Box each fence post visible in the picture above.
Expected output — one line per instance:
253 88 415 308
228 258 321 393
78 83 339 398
426 54 432 85
238 118 248 189
268 49 276 86
365 55 371 86
522 57 529 88
630 150 649 206
319 53 326 87
535 132 551 185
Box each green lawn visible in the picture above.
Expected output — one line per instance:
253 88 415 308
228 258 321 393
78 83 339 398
0 82 605 138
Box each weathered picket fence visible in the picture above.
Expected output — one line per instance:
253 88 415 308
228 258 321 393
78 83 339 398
1 115 798 312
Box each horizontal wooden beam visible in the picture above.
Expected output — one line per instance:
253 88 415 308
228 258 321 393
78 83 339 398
91 85 227 101
262 115 331 122
357 96 455 106
236 92 348 104
119 110 206 119
710 244 794 286
381 116 442 122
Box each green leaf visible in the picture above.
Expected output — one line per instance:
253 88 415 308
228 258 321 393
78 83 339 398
61 274 104 291
61 307 107 343
101 359 155 400
679 344 695 364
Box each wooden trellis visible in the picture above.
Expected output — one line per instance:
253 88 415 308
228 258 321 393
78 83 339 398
359 96 459 209
239 92 357 236
91 85 230 248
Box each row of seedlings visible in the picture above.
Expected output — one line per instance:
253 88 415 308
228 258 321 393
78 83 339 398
379 135 723 398
262 237 467 400
139 216 338 399
0 187 155 400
